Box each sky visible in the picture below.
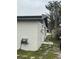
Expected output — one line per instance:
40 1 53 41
17 0 60 16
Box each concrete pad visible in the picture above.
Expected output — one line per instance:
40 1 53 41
42 42 53 45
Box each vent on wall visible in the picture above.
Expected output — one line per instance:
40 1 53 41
21 38 28 44
19 38 28 50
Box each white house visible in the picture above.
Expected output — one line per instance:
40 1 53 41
17 15 48 51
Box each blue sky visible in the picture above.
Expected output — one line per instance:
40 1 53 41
17 0 59 16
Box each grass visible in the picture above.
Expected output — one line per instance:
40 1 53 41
17 35 61 59
17 44 56 59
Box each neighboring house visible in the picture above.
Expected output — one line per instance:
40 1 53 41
17 15 48 51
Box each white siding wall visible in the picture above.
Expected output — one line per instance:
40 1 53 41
17 21 47 51
17 21 39 51
37 22 47 49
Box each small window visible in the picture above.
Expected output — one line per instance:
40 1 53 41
21 38 28 44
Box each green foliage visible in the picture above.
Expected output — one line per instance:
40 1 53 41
46 1 61 11
46 1 61 40
46 1 61 28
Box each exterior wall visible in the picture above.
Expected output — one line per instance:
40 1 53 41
37 22 47 48
17 21 47 51
17 21 39 51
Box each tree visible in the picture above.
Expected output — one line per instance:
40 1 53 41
46 1 61 39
